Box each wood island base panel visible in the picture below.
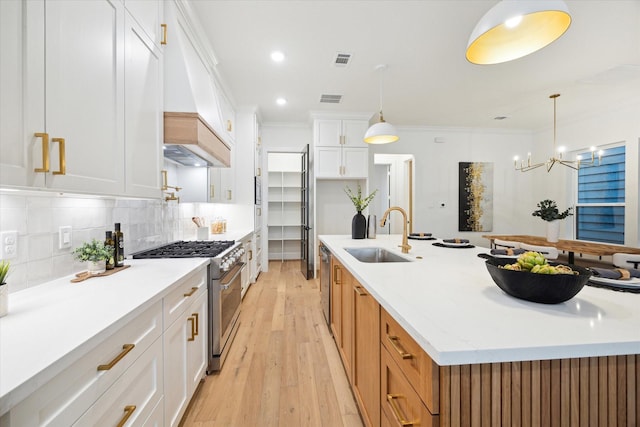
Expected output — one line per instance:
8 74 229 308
439 355 639 426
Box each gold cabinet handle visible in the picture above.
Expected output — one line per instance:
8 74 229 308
187 316 196 341
387 394 414 426
333 265 341 284
34 132 50 173
354 285 367 296
192 312 199 336
227 190 232 200
226 119 233 132
116 405 137 427
160 23 167 45
387 335 413 359
248 249 253 261
97 344 135 371
183 286 198 297
51 137 66 175
210 184 215 199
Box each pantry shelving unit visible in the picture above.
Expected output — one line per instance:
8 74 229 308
267 153 302 261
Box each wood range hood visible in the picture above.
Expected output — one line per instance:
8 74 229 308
163 112 231 167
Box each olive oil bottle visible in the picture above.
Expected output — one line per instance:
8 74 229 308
114 223 125 267
104 231 115 270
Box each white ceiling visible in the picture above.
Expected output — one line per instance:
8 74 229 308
190 0 640 131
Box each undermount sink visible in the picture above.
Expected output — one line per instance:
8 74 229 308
344 247 410 263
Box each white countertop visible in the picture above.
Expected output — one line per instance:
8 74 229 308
320 235 640 366
0 258 209 415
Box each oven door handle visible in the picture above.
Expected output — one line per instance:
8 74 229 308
220 262 245 289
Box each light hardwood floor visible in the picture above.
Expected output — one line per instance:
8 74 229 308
181 260 364 427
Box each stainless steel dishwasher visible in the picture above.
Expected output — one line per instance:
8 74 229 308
319 244 331 328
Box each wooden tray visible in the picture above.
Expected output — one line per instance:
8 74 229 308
71 264 131 283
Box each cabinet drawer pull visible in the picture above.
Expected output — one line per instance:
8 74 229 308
210 184 215 199
183 286 198 297
227 190 232 200
160 23 167 45
116 405 136 427
387 335 413 359
188 316 196 341
192 312 199 336
354 285 367 296
52 137 66 175
248 249 253 261
387 394 414 426
97 344 135 371
333 265 341 284
34 132 50 173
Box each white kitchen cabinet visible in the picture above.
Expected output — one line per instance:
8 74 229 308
0 0 163 198
124 0 164 48
72 338 163 427
315 119 368 148
6 300 163 426
314 119 369 179
238 233 255 297
124 12 163 198
163 274 207 427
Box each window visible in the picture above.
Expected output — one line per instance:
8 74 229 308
575 145 625 244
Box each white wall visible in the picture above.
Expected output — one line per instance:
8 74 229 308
369 127 535 246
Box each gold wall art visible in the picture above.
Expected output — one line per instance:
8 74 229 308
458 162 493 232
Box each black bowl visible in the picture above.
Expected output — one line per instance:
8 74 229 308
485 257 592 304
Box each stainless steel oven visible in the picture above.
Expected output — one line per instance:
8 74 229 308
209 259 244 372
131 240 245 373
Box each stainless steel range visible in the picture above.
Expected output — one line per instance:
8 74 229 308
132 240 245 373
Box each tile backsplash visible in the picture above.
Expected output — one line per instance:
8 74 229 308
0 192 180 293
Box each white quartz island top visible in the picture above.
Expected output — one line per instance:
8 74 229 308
319 234 640 366
0 258 209 415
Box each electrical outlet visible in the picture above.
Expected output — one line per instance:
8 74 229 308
0 231 18 259
59 226 72 249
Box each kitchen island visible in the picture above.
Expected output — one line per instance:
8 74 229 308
320 234 639 426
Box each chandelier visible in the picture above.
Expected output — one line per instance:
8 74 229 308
514 94 601 172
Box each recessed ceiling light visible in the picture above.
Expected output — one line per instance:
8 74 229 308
276 97 287 106
271 51 285 62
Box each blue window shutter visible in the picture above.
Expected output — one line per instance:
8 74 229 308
576 146 625 244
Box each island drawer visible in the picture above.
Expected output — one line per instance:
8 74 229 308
381 308 439 414
381 345 439 427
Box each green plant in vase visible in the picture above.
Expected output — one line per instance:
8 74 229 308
532 199 573 243
344 184 377 239
0 260 9 317
73 239 114 275
0 260 9 285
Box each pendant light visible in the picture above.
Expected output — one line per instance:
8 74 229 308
466 0 571 65
514 94 601 172
364 64 399 144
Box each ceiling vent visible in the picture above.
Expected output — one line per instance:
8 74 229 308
334 52 352 67
320 94 342 104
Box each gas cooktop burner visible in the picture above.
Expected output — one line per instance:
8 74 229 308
132 240 235 259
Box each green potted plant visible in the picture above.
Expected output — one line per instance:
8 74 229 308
532 199 573 242
344 184 377 239
73 239 114 275
0 260 9 317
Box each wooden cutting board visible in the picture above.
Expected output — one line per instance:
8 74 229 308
71 264 131 283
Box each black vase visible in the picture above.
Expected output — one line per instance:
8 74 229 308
352 211 367 239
